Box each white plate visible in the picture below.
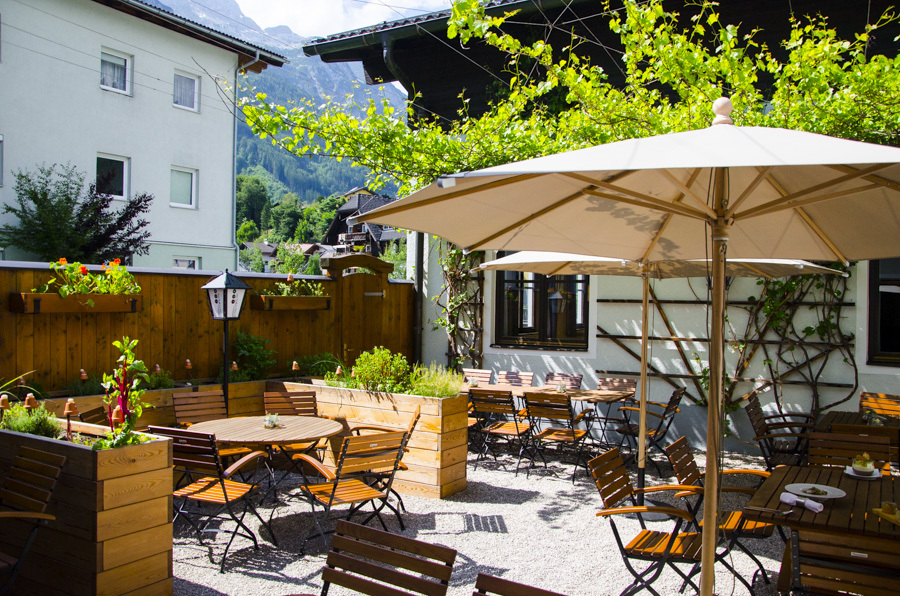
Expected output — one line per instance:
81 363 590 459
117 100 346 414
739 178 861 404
844 466 881 480
785 483 846 501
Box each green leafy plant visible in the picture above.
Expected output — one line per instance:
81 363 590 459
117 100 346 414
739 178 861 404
140 368 175 390
34 257 140 296
0 401 63 438
325 346 413 394
93 337 150 450
267 274 327 297
292 352 342 377
409 363 465 398
66 374 105 397
231 330 277 381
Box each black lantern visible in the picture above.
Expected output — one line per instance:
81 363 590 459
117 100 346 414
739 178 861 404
202 270 250 416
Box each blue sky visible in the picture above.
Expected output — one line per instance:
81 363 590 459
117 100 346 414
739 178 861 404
234 0 452 39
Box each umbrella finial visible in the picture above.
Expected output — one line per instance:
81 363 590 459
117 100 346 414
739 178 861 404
711 97 733 126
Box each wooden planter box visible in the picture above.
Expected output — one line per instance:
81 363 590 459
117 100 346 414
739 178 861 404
271 381 468 499
8 293 143 314
249 294 330 311
0 424 172 595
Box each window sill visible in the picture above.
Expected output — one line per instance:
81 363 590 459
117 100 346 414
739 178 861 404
491 343 588 353
100 86 132 96
172 104 199 113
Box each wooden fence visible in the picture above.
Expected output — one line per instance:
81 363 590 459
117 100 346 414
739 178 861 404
0 255 415 393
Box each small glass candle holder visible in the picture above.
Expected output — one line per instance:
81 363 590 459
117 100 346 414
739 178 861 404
556 383 566 393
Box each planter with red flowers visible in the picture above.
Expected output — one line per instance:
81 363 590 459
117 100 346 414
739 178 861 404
8 258 143 313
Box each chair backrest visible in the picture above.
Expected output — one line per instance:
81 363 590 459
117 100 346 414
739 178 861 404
172 390 227 425
334 430 408 479
0 446 67 514
405 404 421 436
264 391 318 417
523 392 575 426
595 377 637 393
859 392 900 418
462 368 493 385
147 425 223 477
650 387 685 434
468 388 518 418
665 436 702 486
743 392 771 438
320 519 457 596
496 370 534 387
544 372 583 390
588 448 634 509
472 572 568 596
790 529 900 596
78 404 109 426
807 431 892 473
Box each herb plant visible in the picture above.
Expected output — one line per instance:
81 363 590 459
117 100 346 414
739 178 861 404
0 402 63 438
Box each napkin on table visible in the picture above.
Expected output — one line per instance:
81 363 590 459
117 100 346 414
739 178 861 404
780 491 825 513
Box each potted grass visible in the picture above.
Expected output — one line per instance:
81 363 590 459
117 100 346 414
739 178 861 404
249 274 330 311
8 258 143 313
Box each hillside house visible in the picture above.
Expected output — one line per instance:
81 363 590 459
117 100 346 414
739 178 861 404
0 0 285 270
324 188 404 257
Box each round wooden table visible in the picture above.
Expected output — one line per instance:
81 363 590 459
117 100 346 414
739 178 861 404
189 415 344 447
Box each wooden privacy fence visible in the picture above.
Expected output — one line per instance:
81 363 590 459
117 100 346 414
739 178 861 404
0 254 414 393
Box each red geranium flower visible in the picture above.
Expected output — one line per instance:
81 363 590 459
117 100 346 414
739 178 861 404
112 258 121 265
79 266 88 275
58 258 67 265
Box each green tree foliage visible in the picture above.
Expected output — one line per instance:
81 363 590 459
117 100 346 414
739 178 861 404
239 246 265 272
236 175 270 229
294 194 344 243
0 164 153 263
381 239 408 280
236 219 260 244
260 201 273 232
270 193 304 241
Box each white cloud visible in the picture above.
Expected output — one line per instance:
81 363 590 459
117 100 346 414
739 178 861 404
235 0 452 39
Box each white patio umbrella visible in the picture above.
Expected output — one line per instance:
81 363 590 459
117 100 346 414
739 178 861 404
360 97 900 593
474 251 846 496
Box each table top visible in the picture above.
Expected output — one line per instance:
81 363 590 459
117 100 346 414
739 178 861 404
742 465 899 539
817 410 900 429
189 415 344 446
462 383 634 404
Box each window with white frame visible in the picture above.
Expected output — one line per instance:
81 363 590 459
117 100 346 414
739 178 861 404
173 257 199 270
170 167 197 207
173 71 200 111
96 154 129 198
100 49 132 94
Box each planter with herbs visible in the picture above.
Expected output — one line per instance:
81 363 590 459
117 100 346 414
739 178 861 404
249 275 330 311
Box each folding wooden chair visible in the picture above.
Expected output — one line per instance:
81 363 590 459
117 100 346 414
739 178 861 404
147 425 275 573
615 387 685 472
859 391 900 419
291 520 457 596
592 377 638 440
264 390 323 460
77 404 109 426
744 392 814 471
496 370 534 387
806 431 893 475
462 368 493 385
472 572 567 596
292 430 408 550
544 372 583 390
468 388 535 476
173 390 251 462
0 446 67 593
523 391 593 481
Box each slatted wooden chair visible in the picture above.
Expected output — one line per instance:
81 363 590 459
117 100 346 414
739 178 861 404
614 387 686 472
462 368 493 385
173 390 251 461
147 425 275 572
292 430 409 550
468 388 535 476
859 391 900 419
77 404 109 426
544 372 583 390
292 520 457 596
523 391 594 482
472 572 568 596
263 390 323 462
589 448 752 596
0 446 67 593
664 436 776 583
592 377 639 439
806 431 893 475
782 529 900 596
744 392 815 471
496 370 534 387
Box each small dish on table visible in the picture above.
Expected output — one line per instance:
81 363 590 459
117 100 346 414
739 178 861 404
785 483 846 501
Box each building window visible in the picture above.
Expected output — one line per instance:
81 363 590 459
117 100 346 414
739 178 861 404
868 259 900 366
170 167 197 207
494 256 590 350
173 71 199 111
173 257 199 270
100 49 131 94
96 154 129 198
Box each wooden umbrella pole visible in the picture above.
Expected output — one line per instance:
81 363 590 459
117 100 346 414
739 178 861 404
637 272 650 502
701 168 729 595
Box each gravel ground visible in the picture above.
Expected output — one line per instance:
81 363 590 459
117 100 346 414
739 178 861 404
173 446 785 596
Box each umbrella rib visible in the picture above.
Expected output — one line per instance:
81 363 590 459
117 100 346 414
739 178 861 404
563 173 711 221
742 263 774 279
660 170 717 218
795 207 849 265
825 164 900 192
734 163 891 219
641 169 703 263
725 167 773 218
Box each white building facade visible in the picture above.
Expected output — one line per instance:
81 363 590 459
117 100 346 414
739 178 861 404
0 0 284 269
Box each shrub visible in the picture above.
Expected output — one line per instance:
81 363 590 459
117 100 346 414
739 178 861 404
0 402 63 438
220 330 276 381
140 369 174 390
410 363 465 398
292 352 342 377
67 374 105 397
326 346 412 393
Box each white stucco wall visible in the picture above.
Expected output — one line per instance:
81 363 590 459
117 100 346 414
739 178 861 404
0 0 240 269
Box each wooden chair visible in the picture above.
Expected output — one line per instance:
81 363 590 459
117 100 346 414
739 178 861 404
859 391 900 419
806 431 893 475
497 370 534 387
615 387 685 472
664 436 775 583
0 446 67 593
468 388 535 476
744 392 814 471
173 390 251 460
522 391 594 481
782 529 900 596
544 372 583 390
589 448 753 596
147 425 275 572
77 404 109 426
264 390 322 460
298 519 457 596
462 368 493 385
593 377 638 439
472 572 568 596
292 430 408 549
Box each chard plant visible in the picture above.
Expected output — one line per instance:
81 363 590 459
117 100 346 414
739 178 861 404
93 337 150 450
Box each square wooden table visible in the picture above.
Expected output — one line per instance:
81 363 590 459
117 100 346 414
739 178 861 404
816 410 900 446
